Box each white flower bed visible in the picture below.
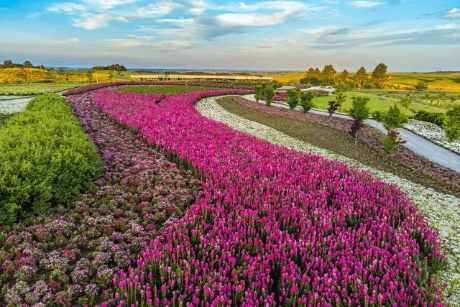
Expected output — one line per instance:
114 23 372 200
196 96 460 306
0 99 29 114
404 119 460 154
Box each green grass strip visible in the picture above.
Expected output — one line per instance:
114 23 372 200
0 94 102 224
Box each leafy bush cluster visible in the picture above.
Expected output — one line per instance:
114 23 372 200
0 94 102 224
414 110 446 127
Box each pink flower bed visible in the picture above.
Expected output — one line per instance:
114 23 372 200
93 89 445 306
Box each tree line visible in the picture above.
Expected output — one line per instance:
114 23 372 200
91 64 127 72
1 60 45 70
300 63 389 89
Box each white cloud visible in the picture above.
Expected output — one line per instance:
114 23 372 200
436 24 458 30
47 3 86 13
57 38 80 43
73 14 114 30
82 0 136 9
107 38 194 50
347 1 384 8
445 8 460 19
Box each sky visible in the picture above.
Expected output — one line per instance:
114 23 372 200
0 0 459 72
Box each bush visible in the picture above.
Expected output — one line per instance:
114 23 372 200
0 94 102 224
444 106 460 142
414 110 446 127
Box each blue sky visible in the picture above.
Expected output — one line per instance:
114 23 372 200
0 0 459 71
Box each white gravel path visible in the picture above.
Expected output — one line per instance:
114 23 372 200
195 96 460 306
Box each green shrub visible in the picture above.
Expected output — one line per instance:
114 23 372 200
381 135 396 153
414 110 446 127
0 94 102 224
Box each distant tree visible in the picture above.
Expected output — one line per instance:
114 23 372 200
57 67 65 75
301 67 322 85
349 96 371 144
39 64 45 70
86 70 94 82
3 60 13 67
264 86 275 106
444 106 460 142
327 100 340 120
300 90 316 113
286 88 301 110
354 66 367 87
23 61 33 68
321 64 337 84
339 69 350 84
108 71 114 81
416 81 427 90
371 63 389 88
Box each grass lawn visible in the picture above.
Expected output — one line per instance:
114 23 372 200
118 85 227 95
312 91 448 115
0 82 91 95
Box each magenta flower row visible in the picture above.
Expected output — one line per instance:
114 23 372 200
94 89 446 307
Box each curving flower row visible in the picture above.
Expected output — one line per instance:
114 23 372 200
93 88 446 306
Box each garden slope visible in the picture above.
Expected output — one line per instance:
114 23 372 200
93 89 446 306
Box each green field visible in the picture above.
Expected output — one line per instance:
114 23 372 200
311 91 449 115
0 82 91 95
118 85 227 95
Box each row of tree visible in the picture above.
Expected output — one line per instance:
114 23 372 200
300 63 389 88
1 60 45 70
91 64 127 72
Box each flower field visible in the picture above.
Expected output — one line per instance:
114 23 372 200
0 91 203 305
91 88 447 306
220 96 460 196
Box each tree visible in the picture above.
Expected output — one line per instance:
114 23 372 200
373 103 408 153
398 95 412 110
321 65 337 84
86 70 94 82
286 88 301 110
416 81 427 90
354 66 367 87
327 101 340 120
444 106 460 142
3 60 13 67
339 69 350 84
371 63 389 88
108 71 114 81
264 86 275 106
301 68 321 85
300 91 316 113
254 85 264 102
348 96 371 144
23 61 33 68
335 91 347 112
57 67 65 75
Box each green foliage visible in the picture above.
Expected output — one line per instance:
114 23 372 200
382 134 397 153
349 96 371 122
416 81 427 90
286 88 301 110
380 103 409 132
299 90 316 113
254 85 264 102
371 63 389 88
0 94 102 224
264 86 275 106
354 66 367 87
444 106 460 142
398 95 412 110
414 110 446 127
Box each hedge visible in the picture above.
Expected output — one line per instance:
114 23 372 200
0 94 102 224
